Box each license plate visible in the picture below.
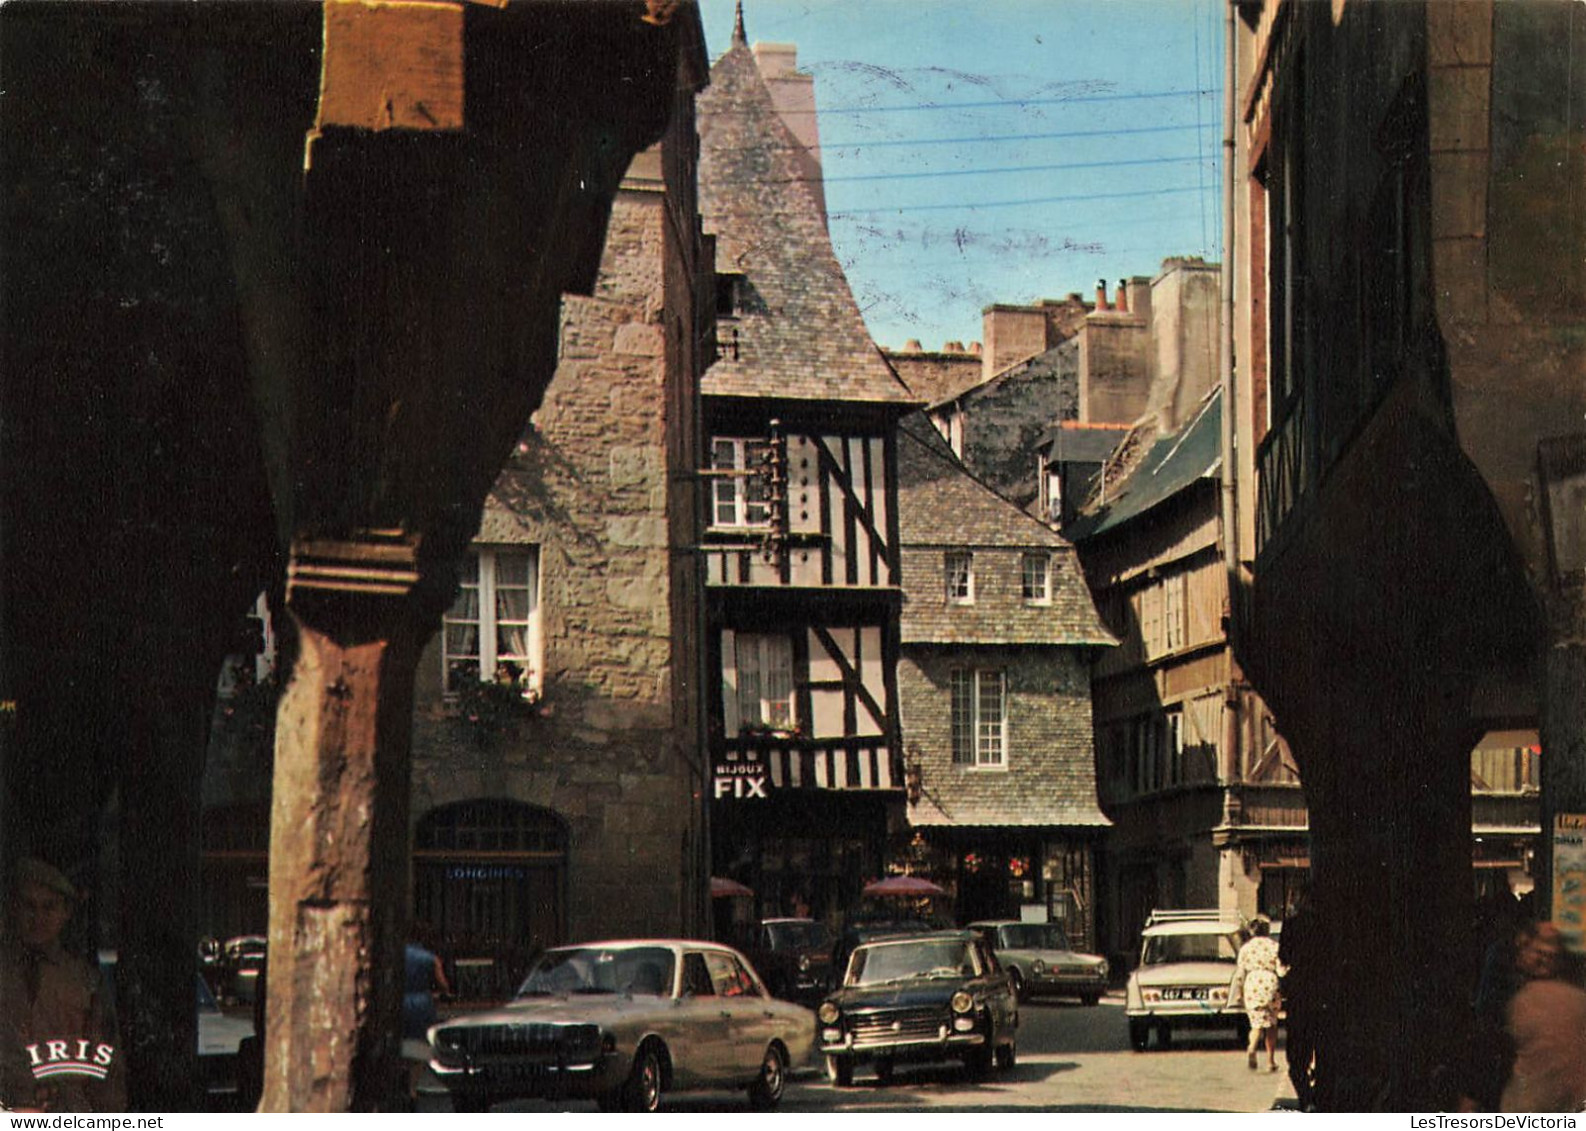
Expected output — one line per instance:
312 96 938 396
1161 988 1210 1001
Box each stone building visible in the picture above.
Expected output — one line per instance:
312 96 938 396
695 14 921 931
895 417 1114 950
406 99 716 969
1227 0 1582 1108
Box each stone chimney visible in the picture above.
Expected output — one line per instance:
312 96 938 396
903 338 923 353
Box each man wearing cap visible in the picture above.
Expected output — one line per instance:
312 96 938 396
1 858 125 1112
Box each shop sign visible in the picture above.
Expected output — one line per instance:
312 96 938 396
713 760 770 800
446 864 528 881
1553 812 1586 950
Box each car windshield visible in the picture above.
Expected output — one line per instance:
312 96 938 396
995 924 1072 951
1141 932 1238 965
847 939 976 986
767 921 832 951
516 946 676 997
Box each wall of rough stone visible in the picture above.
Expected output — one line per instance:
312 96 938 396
898 644 1100 828
409 183 698 944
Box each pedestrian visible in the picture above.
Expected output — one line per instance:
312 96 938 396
1499 921 1586 1113
403 926 452 1102
1229 914 1283 1073
0 858 126 1112
1278 894 1321 1108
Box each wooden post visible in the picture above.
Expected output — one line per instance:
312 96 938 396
262 534 425 1111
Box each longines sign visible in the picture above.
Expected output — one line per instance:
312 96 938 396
713 760 771 800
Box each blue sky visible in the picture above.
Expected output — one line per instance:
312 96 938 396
696 0 1225 351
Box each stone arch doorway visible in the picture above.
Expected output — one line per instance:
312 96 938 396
413 799 567 1000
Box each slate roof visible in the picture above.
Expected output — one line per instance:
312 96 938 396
896 415 1114 646
1066 388 1222 541
698 35 916 406
1040 421 1131 463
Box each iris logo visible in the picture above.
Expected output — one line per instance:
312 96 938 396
26 1038 116 1081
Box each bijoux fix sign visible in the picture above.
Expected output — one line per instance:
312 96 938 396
713 761 770 800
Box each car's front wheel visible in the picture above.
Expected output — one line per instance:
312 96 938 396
748 1043 786 1110
616 1042 665 1112
1128 1018 1150 1052
825 1054 854 1088
1007 968 1024 999
873 1058 895 1085
1080 992 1101 1007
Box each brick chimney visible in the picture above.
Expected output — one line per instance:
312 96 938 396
1095 279 1109 312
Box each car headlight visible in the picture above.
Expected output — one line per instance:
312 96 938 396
950 991 973 1014
798 955 811 972
601 1030 617 1054
1031 959 1046 975
1209 987 1228 1002
1143 989 1161 1003
818 1002 840 1024
1098 960 1110 979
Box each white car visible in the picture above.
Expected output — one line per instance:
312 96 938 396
1124 910 1247 1051
428 939 815 1112
969 920 1109 1004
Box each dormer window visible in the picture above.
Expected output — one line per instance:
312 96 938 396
716 271 745 319
945 551 974 604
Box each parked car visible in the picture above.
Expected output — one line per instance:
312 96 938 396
197 972 257 1105
1124 909 1247 1051
427 939 814 1112
818 929 1018 1086
830 917 935 980
969 920 1109 1005
740 918 834 1006
220 935 267 1004
97 951 255 1109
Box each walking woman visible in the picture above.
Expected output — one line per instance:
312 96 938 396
1231 915 1284 1072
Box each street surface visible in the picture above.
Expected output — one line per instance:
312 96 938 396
422 991 1297 1114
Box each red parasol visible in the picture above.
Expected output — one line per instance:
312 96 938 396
861 875 946 897
710 876 755 899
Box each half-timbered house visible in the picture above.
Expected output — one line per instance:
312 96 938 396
697 15 921 931
1067 389 1310 960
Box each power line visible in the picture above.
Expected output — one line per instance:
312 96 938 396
712 153 1210 187
831 184 1206 216
706 121 1214 153
700 87 1218 116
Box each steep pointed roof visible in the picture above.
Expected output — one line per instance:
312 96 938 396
698 39 916 406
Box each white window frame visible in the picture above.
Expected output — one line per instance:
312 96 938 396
442 548 541 698
710 437 773 529
950 669 1006 768
1162 571 1188 652
728 632 796 733
945 551 975 604
1021 553 1051 604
